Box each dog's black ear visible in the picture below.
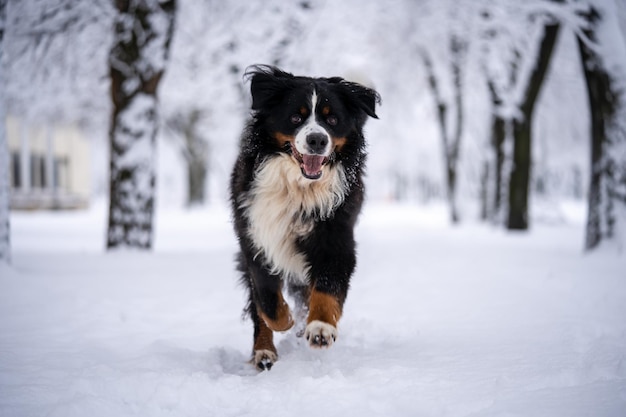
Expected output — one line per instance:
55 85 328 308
350 82 381 119
245 65 295 111
334 80 381 119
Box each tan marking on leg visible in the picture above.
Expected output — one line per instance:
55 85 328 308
260 290 294 332
253 316 276 354
252 318 277 370
307 289 342 327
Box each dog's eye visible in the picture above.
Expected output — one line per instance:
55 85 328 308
326 115 338 126
290 114 303 125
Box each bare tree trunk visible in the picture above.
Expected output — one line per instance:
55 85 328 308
421 34 466 224
183 110 208 206
0 0 10 263
578 7 626 251
107 0 176 249
165 109 209 206
507 22 560 230
484 80 508 223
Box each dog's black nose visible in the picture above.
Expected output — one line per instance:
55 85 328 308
306 133 329 154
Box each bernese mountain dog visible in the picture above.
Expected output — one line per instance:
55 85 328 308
230 65 380 370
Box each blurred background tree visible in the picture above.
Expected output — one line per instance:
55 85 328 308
577 3 626 251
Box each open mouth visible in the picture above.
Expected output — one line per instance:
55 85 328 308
291 145 329 180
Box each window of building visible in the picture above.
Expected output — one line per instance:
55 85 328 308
10 152 20 189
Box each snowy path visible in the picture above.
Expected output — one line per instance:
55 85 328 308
1 204 625 417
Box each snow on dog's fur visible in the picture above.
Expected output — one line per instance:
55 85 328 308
230 65 380 370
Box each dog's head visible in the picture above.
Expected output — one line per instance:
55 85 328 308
246 65 380 180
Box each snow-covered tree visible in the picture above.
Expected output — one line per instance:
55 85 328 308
420 35 467 224
479 3 534 224
478 1 568 229
107 0 176 249
4 0 113 127
507 20 560 230
0 0 9 263
409 0 475 223
577 0 626 251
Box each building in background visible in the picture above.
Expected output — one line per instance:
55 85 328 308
6 116 90 210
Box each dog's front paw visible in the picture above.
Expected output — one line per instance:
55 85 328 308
253 349 278 371
304 320 337 348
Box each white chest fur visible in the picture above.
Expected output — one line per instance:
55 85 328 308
241 154 347 283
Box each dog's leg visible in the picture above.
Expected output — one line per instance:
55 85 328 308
252 288 293 370
250 304 278 371
300 223 355 349
304 288 342 348
245 262 295 370
241 260 293 370
247 263 292 332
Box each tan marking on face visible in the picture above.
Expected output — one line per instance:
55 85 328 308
260 291 294 332
307 289 342 327
274 132 295 148
332 136 348 152
299 106 308 116
322 106 331 116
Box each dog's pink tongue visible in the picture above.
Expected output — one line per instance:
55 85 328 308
302 154 325 177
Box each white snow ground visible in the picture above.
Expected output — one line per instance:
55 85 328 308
1 202 625 417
